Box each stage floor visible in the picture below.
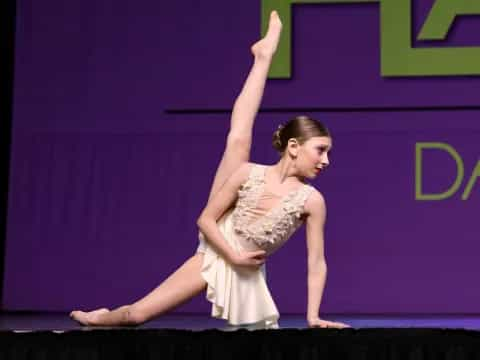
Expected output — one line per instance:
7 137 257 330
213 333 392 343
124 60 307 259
3 312 480 332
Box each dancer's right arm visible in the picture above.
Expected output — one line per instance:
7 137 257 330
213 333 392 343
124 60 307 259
197 163 266 267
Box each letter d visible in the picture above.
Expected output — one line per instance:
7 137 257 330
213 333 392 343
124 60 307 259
415 142 464 200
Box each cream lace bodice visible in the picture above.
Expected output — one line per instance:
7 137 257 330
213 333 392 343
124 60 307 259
231 164 315 254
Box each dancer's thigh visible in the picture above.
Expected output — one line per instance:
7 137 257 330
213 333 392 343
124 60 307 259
207 135 251 202
130 253 206 320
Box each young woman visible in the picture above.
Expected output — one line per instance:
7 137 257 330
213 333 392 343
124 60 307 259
70 11 347 330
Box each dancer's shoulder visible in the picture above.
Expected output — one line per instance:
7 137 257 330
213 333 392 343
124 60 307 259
229 162 255 185
247 162 269 172
303 186 326 215
229 162 266 189
239 162 266 175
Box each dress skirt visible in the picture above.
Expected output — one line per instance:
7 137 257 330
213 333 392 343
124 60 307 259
196 208 279 329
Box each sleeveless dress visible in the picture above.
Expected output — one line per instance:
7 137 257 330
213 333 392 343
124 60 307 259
196 163 315 329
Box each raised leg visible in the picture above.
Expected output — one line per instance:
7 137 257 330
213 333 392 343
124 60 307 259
70 253 206 326
206 11 282 202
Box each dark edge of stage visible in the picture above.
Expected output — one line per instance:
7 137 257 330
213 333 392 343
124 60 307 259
0 0 16 309
3 326 480 360
4 314 480 358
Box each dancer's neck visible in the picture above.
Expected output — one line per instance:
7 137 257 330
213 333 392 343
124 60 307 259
270 156 306 185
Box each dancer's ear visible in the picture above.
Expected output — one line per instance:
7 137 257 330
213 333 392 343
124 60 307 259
286 138 299 159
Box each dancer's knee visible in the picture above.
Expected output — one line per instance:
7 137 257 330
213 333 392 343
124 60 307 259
226 134 251 157
227 133 251 147
124 305 149 325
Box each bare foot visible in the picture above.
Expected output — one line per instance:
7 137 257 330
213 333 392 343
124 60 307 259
251 10 283 60
70 308 109 326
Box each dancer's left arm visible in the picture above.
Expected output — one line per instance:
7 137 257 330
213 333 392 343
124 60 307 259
305 192 349 329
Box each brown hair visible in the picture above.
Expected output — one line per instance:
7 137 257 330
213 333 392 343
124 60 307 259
272 115 330 154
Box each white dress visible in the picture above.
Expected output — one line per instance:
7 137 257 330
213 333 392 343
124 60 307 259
197 164 315 329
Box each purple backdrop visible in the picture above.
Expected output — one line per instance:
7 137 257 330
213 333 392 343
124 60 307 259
4 0 480 314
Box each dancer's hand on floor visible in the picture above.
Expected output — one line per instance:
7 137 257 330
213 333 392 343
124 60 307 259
308 317 350 329
230 250 266 270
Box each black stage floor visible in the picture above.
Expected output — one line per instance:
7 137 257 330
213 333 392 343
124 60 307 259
3 313 480 359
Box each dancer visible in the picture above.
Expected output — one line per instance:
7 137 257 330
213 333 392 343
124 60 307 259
70 11 347 329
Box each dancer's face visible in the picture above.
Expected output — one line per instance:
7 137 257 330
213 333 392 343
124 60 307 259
291 136 332 179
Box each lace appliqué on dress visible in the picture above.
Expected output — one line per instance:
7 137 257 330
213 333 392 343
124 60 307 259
232 164 314 249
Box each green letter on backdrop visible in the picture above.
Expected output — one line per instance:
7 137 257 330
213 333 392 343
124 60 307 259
415 143 464 201
262 0 480 78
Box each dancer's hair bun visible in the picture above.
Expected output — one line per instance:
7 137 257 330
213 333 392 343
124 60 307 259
272 124 284 152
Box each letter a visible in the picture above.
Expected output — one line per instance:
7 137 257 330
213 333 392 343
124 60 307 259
462 160 480 200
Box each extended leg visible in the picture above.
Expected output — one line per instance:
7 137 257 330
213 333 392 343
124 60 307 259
70 253 206 326
206 11 282 202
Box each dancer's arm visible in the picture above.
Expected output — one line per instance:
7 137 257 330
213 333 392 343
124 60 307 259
305 192 348 329
197 163 266 268
305 193 328 323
